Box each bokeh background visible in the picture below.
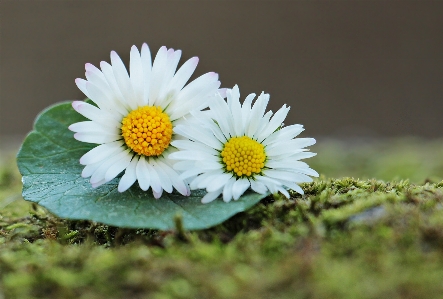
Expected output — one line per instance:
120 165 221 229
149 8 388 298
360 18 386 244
1 0 443 142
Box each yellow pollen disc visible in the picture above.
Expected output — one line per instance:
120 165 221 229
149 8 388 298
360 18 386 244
121 106 173 156
220 136 266 177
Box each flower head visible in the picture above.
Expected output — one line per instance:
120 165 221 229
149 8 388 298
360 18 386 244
69 43 220 198
170 85 318 203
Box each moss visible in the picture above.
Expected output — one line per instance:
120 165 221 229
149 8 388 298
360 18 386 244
1 139 443 298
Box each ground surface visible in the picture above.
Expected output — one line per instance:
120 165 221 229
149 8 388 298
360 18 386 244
1 138 443 299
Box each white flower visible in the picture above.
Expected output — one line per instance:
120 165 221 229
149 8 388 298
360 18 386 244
68 43 220 198
169 85 318 203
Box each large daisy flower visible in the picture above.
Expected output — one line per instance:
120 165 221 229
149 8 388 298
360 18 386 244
68 43 220 198
169 85 318 203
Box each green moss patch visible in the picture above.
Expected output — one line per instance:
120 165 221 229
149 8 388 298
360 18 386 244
1 140 443 298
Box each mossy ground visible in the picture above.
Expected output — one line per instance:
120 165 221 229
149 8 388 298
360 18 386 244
1 138 443 299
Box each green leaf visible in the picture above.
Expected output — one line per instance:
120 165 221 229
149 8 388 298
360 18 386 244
16 102 269 230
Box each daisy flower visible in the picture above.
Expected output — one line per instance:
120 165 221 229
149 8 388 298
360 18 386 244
68 43 220 198
169 85 318 203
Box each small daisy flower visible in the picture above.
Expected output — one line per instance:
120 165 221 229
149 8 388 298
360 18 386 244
169 85 318 203
68 43 220 198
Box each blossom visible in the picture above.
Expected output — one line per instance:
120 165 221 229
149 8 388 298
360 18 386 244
68 43 220 198
169 85 318 203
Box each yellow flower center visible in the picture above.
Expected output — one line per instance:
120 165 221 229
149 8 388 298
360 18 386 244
121 106 173 156
220 136 266 177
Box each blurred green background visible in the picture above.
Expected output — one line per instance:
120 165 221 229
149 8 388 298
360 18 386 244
311 138 443 183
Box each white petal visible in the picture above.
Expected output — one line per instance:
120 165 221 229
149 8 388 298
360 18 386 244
206 173 233 193
158 49 182 101
156 159 189 196
189 170 216 190
255 175 283 187
179 164 204 180
105 151 133 182
206 121 228 144
136 157 151 191
85 73 124 116
79 141 123 165
69 121 118 135
90 150 129 184
257 105 290 143
241 93 256 129
207 95 234 140
153 188 163 199
262 124 304 146
71 101 120 129
226 85 243 136
174 126 222 150
195 160 223 171
74 132 121 144
267 184 278 194
226 85 240 110
218 88 227 98
152 160 173 193
75 78 92 99
249 179 268 194
111 50 137 110
263 169 313 183
149 46 168 106
100 61 129 110
232 178 250 200
118 156 139 192
167 57 199 94
264 160 319 177
91 179 107 189
271 153 316 163
201 190 222 204
222 177 236 202
279 180 304 195
293 167 319 177
266 140 316 157
188 175 202 190
289 152 317 160
266 138 316 152
168 77 220 117
175 72 219 106
172 160 195 171
265 160 309 170
86 82 126 117
254 110 273 139
130 45 144 106
168 150 216 161
190 111 227 143
82 160 104 178
169 79 220 120
141 43 152 105
145 161 162 194
256 176 280 194
197 170 224 189
85 62 106 80
171 140 219 156
265 147 306 158
275 185 290 198
246 92 269 137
